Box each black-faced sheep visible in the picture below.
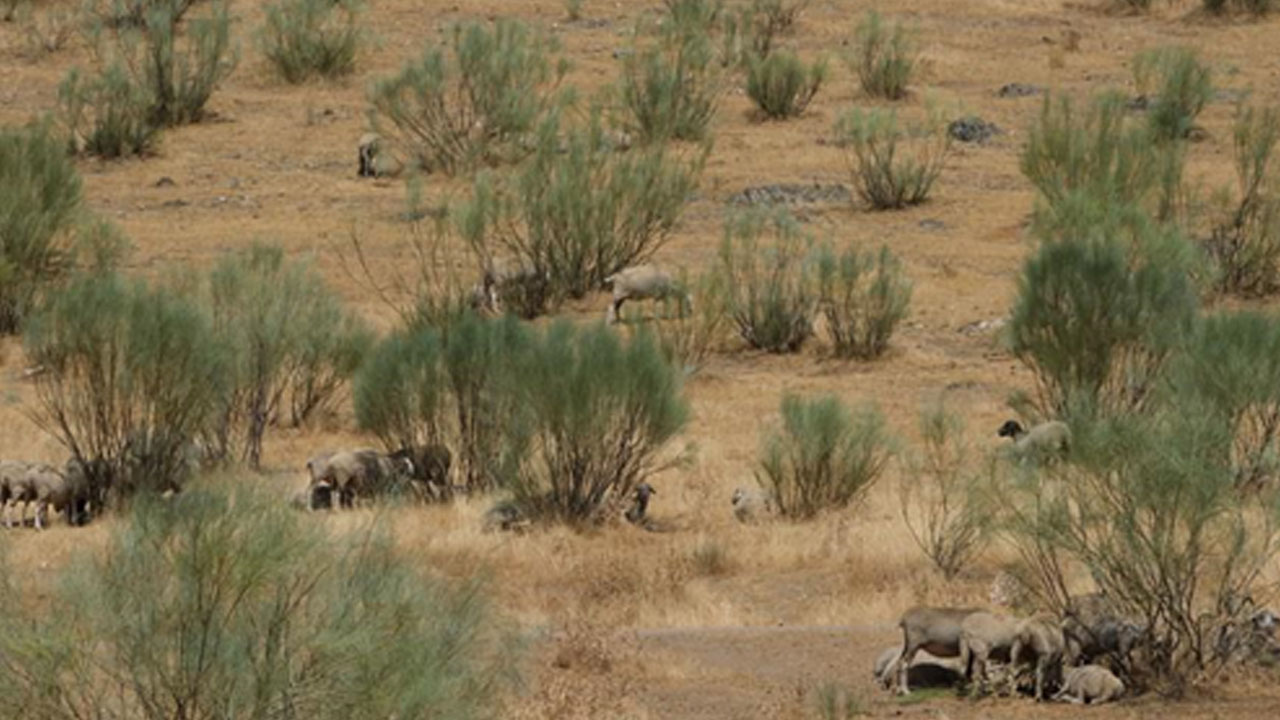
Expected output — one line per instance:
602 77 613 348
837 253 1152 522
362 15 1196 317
997 419 1071 463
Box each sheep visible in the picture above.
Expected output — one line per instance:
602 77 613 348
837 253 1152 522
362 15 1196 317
482 498 530 534
476 257 549 317
15 463 91 530
958 611 1022 696
1062 593 1144 669
893 606 984 695
731 486 776 524
625 483 655 525
1053 664 1124 704
307 449 413 509
0 460 32 528
389 443 452 502
872 645 962 691
603 264 691 324
997 419 1071 463
1010 613 1067 701
356 133 403 179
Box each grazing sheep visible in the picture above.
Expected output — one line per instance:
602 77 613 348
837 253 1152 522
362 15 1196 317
873 645 963 691
479 257 548 316
731 486 777 524
603 264 690 324
0 460 32 528
307 449 413 509
625 483 655 525
1010 613 1067 701
1053 664 1124 705
357 133 403 179
894 606 984 695
1062 593 1144 668
958 611 1022 695
997 419 1071 463
18 464 91 530
390 443 452 501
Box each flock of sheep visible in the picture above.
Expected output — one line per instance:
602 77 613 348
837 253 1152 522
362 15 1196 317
0 458 92 530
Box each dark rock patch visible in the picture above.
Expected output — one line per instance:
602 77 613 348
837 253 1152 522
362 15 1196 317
726 182 849 207
948 116 1001 144
996 83 1042 98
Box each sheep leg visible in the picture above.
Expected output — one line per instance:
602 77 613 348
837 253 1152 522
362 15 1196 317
34 501 46 531
896 642 919 695
1034 657 1046 701
607 297 624 324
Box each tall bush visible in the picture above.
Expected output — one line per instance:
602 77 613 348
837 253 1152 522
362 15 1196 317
24 272 227 504
0 483 509 719
745 50 826 120
617 20 721 143
846 11 915 100
1206 105 1280 296
260 0 363 83
369 19 567 175
757 393 891 520
817 243 911 359
719 208 817 353
1133 45 1212 142
834 107 951 210
460 113 703 311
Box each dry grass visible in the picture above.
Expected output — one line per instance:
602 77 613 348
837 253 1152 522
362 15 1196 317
4 0 1280 717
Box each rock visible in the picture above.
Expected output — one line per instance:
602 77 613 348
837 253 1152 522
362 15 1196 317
959 317 1007 335
996 83 1043 98
948 116 1000 144
726 182 850 207
919 218 945 231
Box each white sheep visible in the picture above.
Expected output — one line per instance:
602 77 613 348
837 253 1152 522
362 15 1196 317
603 264 691 324
8 463 90 530
0 460 32 528
731 486 776 524
958 611 1022 695
1053 664 1125 704
357 133 404 179
1010 613 1067 701
997 419 1071 463
893 606 985 695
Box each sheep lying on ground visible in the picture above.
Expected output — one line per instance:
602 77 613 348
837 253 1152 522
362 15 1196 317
1010 613 1067 701
872 645 963 691
1053 664 1124 704
958 611 1022 695
997 419 1071 463
893 606 984 695
731 487 776 524
603 264 691 324
307 448 413 509
356 133 403 178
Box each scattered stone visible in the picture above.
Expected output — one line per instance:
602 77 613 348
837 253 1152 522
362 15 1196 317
161 199 189 208
948 116 1000 144
996 83 1042 98
959 317 1007 336
1127 94 1153 111
726 182 849 207
154 176 176 188
919 218 945 231
1214 88 1250 105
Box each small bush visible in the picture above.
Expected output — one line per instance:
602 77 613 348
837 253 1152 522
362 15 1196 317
617 24 721 143
19 2 77 57
662 0 723 34
354 325 448 454
847 10 915 100
835 107 951 210
508 321 689 525
650 268 729 375
814 682 864 720
745 51 825 120
817 243 912 360
719 209 818 353
369 19 567 175
565 0 583 21
898 400 988 580
25 272 228 504
0 484 509 719
735 0 810 59
0 121 86 333
1206 105 1280 296
1009 232 1197 417
460 113 703 309
757 393 891 520
58 64 158 157
1133 45 1212 142
260 0 363 83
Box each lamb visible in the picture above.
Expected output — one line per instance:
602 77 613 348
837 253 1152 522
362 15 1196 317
603 264 691 324
1010 613 1067 701
1053 664 1124 704
996 419 1071 462
731 486 777 524
356 133 403 179
872 645 962 691
893 606 984 695
958 611 1022 695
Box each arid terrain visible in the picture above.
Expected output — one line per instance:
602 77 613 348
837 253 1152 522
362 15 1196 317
4 0 1280 717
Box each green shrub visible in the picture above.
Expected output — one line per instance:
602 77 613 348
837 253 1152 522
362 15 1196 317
734 0 810 59
662 0 723 34
354 325 448 454
1009 233 1197 418
814 682 864 720
617 23 721 143
1206 105 1280 296
24 272 228 504
745 51 825 120
133 1 236 127
757 393 891 520
1133 45 1212 142
565 0 583 21
0 483 509 719
0 121 87 333
719 209 818 353
58 63 158 157
649 268 729 375
898 400 988 580
509 321 688 525
202 244 369 468
260 0 363 83
86 0 200 28
460 113 703 310
286 307 371 427
369 19 567 175
847 10 915 100
817 243 912 359
835 107 951 210
986 408 1280 693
